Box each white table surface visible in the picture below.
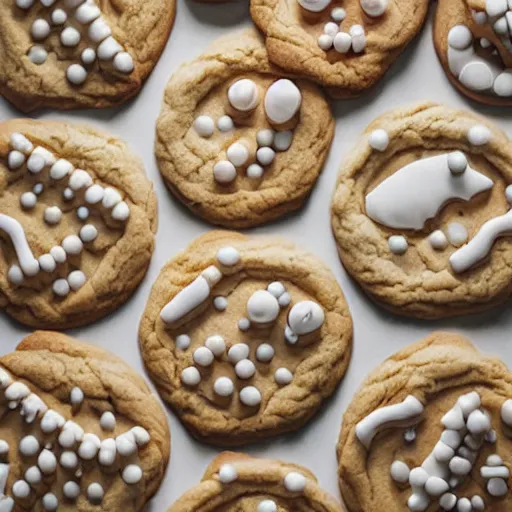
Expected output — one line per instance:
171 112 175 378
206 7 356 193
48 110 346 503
2 4 512 510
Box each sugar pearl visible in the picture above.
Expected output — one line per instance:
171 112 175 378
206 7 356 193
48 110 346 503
235 359 256 379
217 116 234 132
51 8 67 24
12 480 30 498
331 7 346 21
318 34 333 51
227 142 249 167
60 451 78 469
284 472 306 492
274 131 293 152
238 318 251 331
7 150 25 169
80 224 98 242
256 147 275 166
62 235 83 255
256 129 275 147
33 183 44 195
98 439 116 466
176 334 191 350
19 435 40 456
53 279 70 297
205 335 226 356
112 201 130 221
247 163 264 179
25 466 42 485
194 116 215 138
334 32 352 53
350 24 367 53
247 290 280 323
193 347 214 367
216 246 241 266
219 464 238 483
31 19 50 40
50 246 66 263
258 500 277 512
69 169 92 190
388 235 408 255
63 187 74 200
39 254 56 273
81 48 96 64
324 22 339 37
85 184 105 204
87 483 104 503
44 206 62 225
239 386 261 406
10 133 33 153
447 151 467 174
89 17 111 42
369 129 389 151
214 377 234 397
63 481 80 500
228 79 260 112
487 477 508 496
28 45 48 65
275 368 293 385
114 52 135 73
256 343 274 362
214 161 237 184
38 449 57 474
449 456 472 475
20 192 37 209
390 461 410 483
471 496 485 510
501 399 512 425
115 432 137 456
447 222 468 247
360 0 388 17
288 301 325 335
77 207 90 220
102 188 122 208
213 296 228 311
181 367 201 386
42 493 58 511
75 2 101 24
467 409 490 434
468 125 491 146
457 498 472 512
16 0 34 8
131 427 151 446
67 64 88 85
122 465 142 484
425 476 449 496
8 265 24 285
61 27 81 47
429 230 448 250
264 79 302 125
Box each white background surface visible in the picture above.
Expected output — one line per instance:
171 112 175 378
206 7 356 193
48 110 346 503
2 4 512 510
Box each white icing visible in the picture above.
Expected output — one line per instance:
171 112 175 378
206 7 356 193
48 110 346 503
256 147 276 166
214 161 237 184
365 154 493 230
205 335 225 356
219 464 238 483
428 230 448 250
258 500 277 512
360 0 388 17
256 129 275 147
391 461 411 483
388 235 408 255
247 290 280 324
239 386 261 406
331 7 346 21
297 0 330 12
193 347 214 367
175 334 191 350
369 129 389 151
227 142 249 167
256 343 275 362
87 483 104 503
334 33 353 54
350 25 367 53
274 131 293 152
213 296 228 311
193 116 215 138
67 64 88 85
217 116 234 132
122 465 142 484
235 359 256 379
264 80 302 125
228 344 250 364
284 472 306 492
213 377 234 397
274 367 293 385
181 367 201 386
228 79 260 112
446 222 468 247
287 300 325 335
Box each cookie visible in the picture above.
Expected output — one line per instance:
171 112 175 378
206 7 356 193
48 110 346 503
0 0 175 111
331 102 512 319
0 330 170 511
168 452 343 511
139 231 352 445
434 0 512 105
0 119 157 329
250 0 429 98
337 332 512 512
155 28 334 228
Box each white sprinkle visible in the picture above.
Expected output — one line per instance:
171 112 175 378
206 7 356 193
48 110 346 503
218 464 238 483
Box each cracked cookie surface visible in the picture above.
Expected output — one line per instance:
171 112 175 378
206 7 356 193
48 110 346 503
139 231 352 446
155 28 334 228
0 119 157 329
337 332 512 512
0 0 176 111
250 0 429 98
0 330 170 511
168 452 344 511
331 102 512 319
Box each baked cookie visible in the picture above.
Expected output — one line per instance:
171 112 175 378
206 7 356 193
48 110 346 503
250 0 429 98
434 0 512 105
0 0 175 111
155 28 334 228
168 452 343 511
0 119 157 329
331 102 512 319
139 231 353 445
337 332 512 512
0 330 170 511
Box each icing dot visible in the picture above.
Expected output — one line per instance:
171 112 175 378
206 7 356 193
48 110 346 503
258 501 277 512
99 411 116 432
61 26 81 47
369 129 389 151
80 224 98 242
25 466 42 485
447 222 468 247
8 265 24 285
247 290 280 323
33 183 43 195
219 464 238 483
285 326 299 344
63 481 80 500
264 79 302 125
468 125 491 146
28 45 48 65
278 292 291 307
112 201 130 221
388 235 408 255
67 64 88 85
16 0 34 8
75 2 101 24
494 71 512 97
213 161 237 184
267 281 285 297
60 451 78 469
227 142 249 167
53 279 70 297
116 432 137 456
131 426 151 446
274 368 293 385
89 17 112 42
87 483 104 504
457 498 472 511
297 0 330 12
71 386 84 406
10 133 33 153
113 52 134 74
19 435 40 456
50 246 66 263
360 0 388 17
62 235 83 255
193 116 215 138
81 48 96 65
63 187 74 201
0 441 8 455
288 301 325 335
12 480 30 498
274 131 293 151
20 192 37 209
38 449 57 474
284 472 306 492
175 334 191 350
193 347 214 367
216 246 241 266
256 343 274 362
440 493 457 509
217 116 234 132
238 318 251 331
97 36 122 60
331 7 346 21
471 496 485 510
447 151 467 174
487 477 508 496
256 147 276 166
318 34 333 51
69 169 93 190
487 0 508 17
27 153 45 174
228 79 260 112
102 188 122 208
324 22 339 38
205 335 226 356
38 254 56 273
334 32 352 53
501 399 512 425
44 206 62 225
122 465 142 484
181 367 201 386
31 19 50 40
213 296 228 311
51 8 67 24
85 184 105 204
390 460 410 483
460 62 494 91
235 359 256 380
239 386 261 406
448 25 473 50
428 230 448 250
7 150 25 169
213 376 234 397
256 129 275 147
42 493 58 511
50 159 73 180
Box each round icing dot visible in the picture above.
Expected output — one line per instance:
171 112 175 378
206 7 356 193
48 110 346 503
213 376 234 397
278 292 291 307
494 71 512 97
16 0 34 8
89 17 112 42
447 222 468 247
409 467 428 487
318 34 333 51
20 192 37 209
369 129 389 151
360 0 388 16
116 432 137 456
480 37 492 48
258 500 277 512
256 129 275 147
33 183 43 195
122 465 142 484
10 133 33 153
425 476 449 496
131 426 151 446
238 318 251 331
331 7 346 21
205 335 226 356
60 451 78 469
102 188 122 208
486 429 497 443
274 131 293 152
0 441 8 455
388 235 408 255
439 493 457 509
217 246 241 266
176 334 191 350
8 265 24 285
42 493 58 511
38 449 57 474
19 435 40 456
28 45 48 65
257 147 276 166
69 169 93 190
468 125 491 146
63 187 74 201
228 79 260 112
487 0 508 17
449 456 472 475
235 359 256 379
256 343 275 362
247 163 264 179
285 325 299 344
12 480 30 498
297 0 330 12
27 153 45 174
219 464 238 483
50 158 73 180
239 386 261 406
471 496 485 510
113 52 135 74
44 206 62 225
193 347 214 367
97 36 122 60
488 477 508 496
80 224 98 243
85 184 105 204
50 246 66 263
333 32 352 53
98 411 116 432
447 151 467 174
264 79 302 125
457 498 472 512
51 8 67 24
7 150 25 169
67 64 88 85
459 61 494 91
181 367 201 386
288 301 325 335
193 116 215 138
112 201 130 221
284 472 306 492
324 22 339 38
247 290 280 323
428 230 448 250
75 2 101 23
81 47 96 65
87 483 104 503
448 25 473 50
53 279 70 297
350 24 367 52
39 254 56 273
274 367 293 385
227 142 249 167
267 281 285 298
25 466 42 485
63 481 80 500
502 399 512 425
31 19 50 40
213 161 237 184
98 439 116 466
213 296 228 311
467 409 491 434
62 235 83 255
61 26 81 47
390 460 410 483
217 116 234 132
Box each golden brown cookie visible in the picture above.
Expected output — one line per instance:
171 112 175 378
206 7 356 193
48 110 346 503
168 452 344 511
331 102 512 319
155 28 334 228
250 0 429 98
0 0 176 112
139 231 353 446
0 119 157 329
434 0 512 106
0 330 170 511
337 332 512 512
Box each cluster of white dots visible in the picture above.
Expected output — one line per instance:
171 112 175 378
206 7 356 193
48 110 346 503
4 132 130 296
318 22 367 54
0 368 150 509
16 0 134 85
